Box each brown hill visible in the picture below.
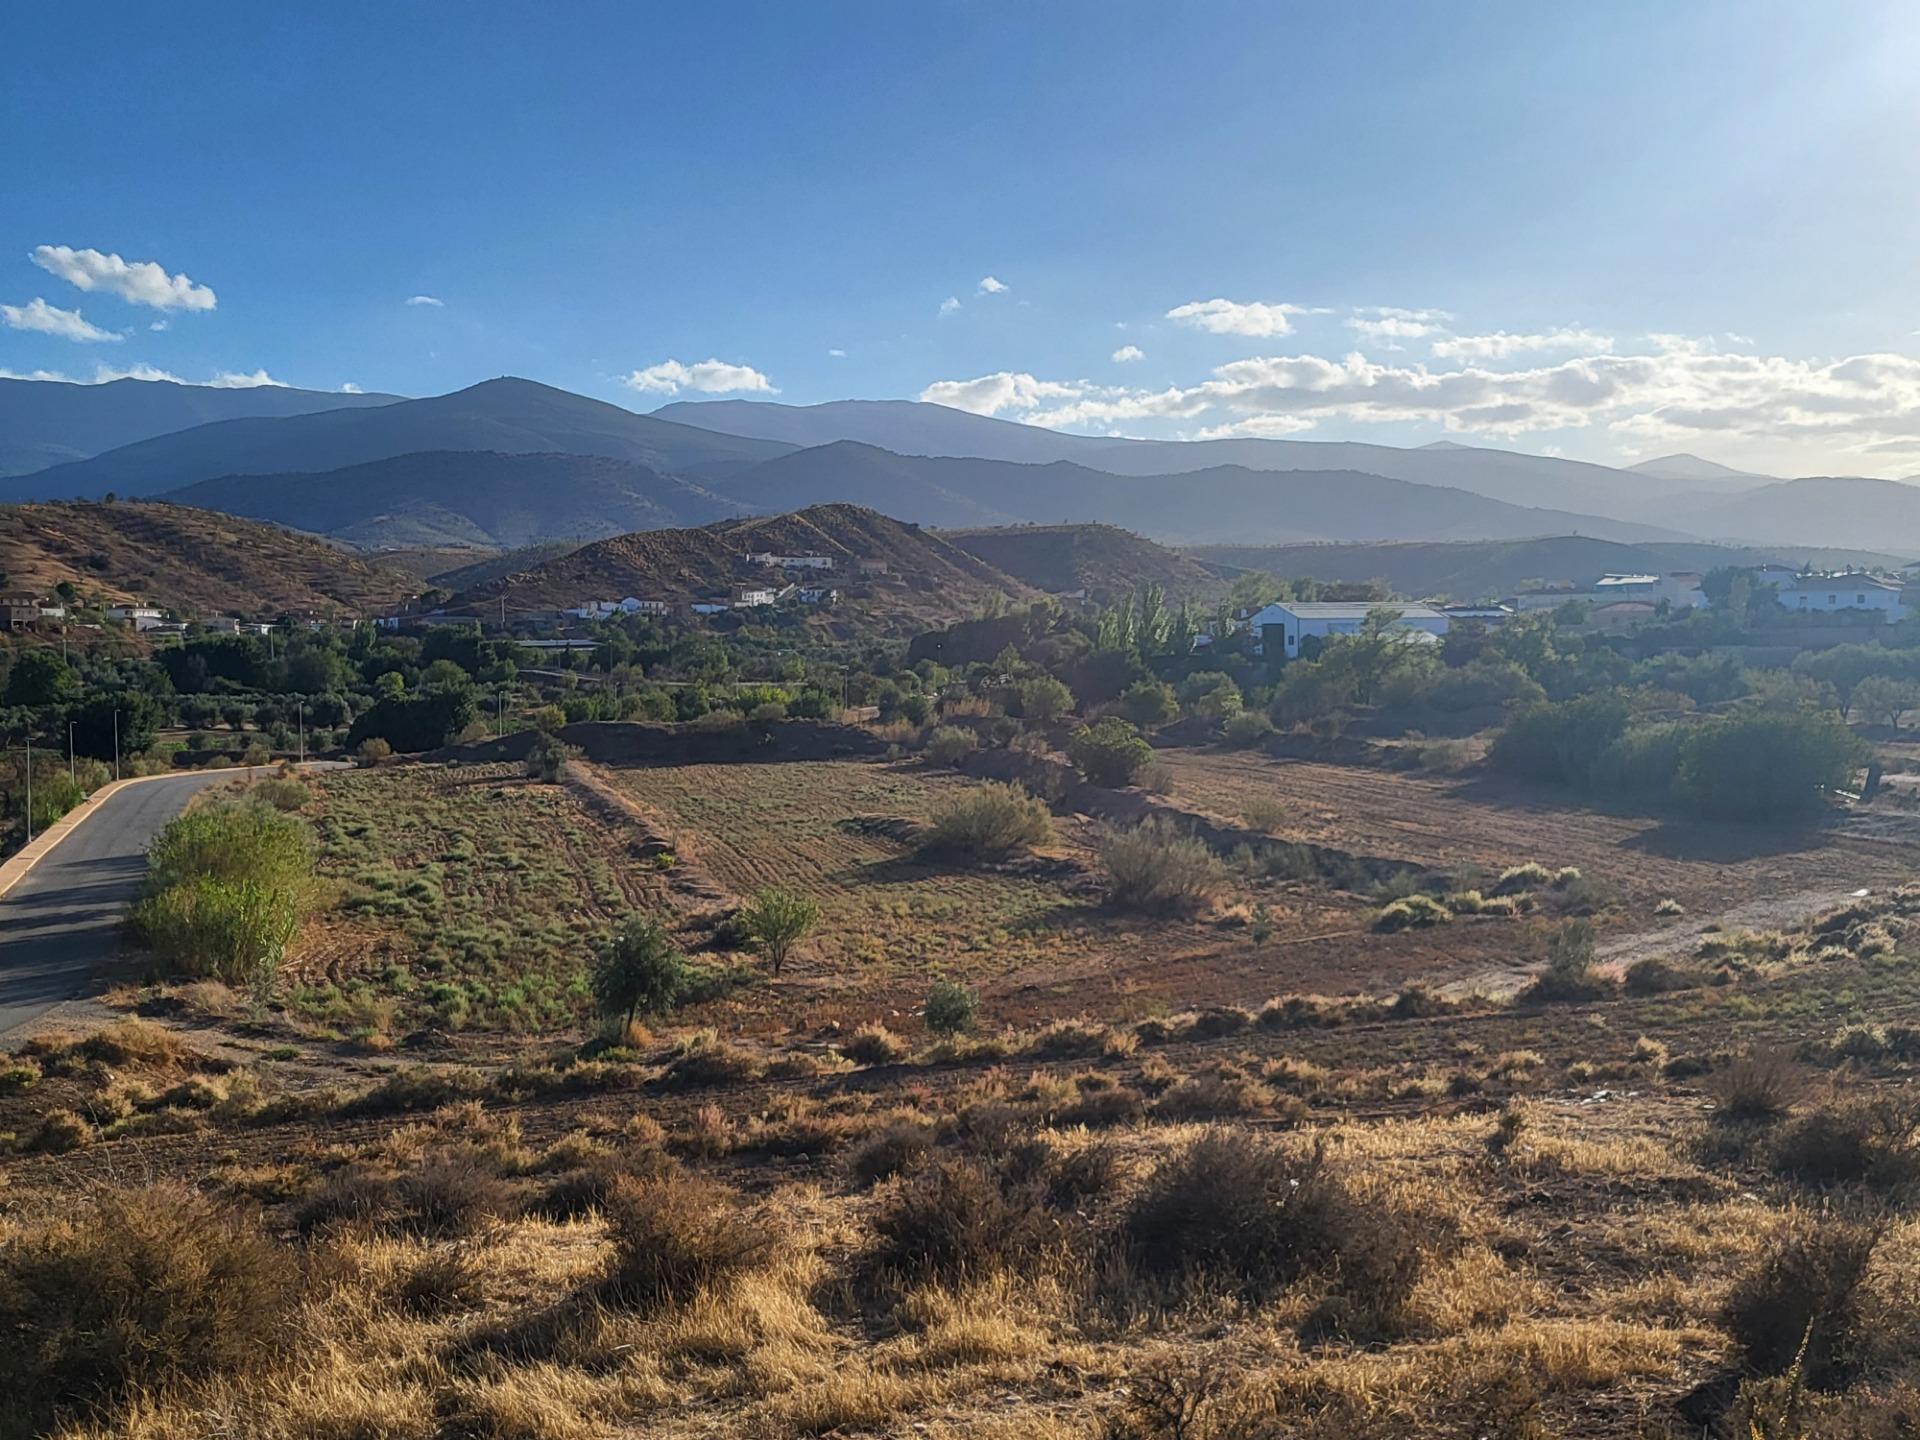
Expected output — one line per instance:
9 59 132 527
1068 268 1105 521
941 523 1234 601
457 503 1032 627
0 501 421 617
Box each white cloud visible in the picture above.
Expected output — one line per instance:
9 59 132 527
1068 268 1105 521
405 294 445 307
149 319 168 332
919 336 1920 466
341 382 363 394
92 363 187 384
828 348 847 358
1111 344 1145 363
920 371 1094 414
1 363 288 387
1429 328 1614 360
1166 298 1325 337
939 295 962 317
622 358 776 395
977 276 1008 295
31 245 216 311
1 297 121 343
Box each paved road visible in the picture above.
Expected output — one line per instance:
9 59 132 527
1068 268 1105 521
0 766 337 1036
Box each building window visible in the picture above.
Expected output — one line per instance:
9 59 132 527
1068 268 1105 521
1858 594 1867 605
1829 595 1837 606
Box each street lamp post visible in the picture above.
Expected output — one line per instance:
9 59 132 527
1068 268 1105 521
24 738 32 845
297 700 305 764
67 721 75 789
112 709 120 782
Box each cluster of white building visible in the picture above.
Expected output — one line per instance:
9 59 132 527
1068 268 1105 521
1236 565 1912 660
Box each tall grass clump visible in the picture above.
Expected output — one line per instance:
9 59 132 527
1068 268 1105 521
1100 818 1226 914
0 1183 297 1433
130 801 317 986
922 781 1054 860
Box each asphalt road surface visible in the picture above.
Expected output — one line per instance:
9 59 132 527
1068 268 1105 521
0 766 336 1036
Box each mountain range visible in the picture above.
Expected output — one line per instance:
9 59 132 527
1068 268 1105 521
165 450 748 549
0 376 399 478
3 374 1920 560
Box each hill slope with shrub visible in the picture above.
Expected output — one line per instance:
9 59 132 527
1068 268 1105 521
0 501 421 616
942 523 1232 600
454 503 1034 624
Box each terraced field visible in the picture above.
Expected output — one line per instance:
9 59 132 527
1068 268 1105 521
300 763 675 1033
1158 749 1920 920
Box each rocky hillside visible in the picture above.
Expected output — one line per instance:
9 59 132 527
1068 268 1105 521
0 501 421 617
942 523 1233 601
455 503 1031 626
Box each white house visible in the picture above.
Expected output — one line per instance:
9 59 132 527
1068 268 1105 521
1246 601 1450 659
735 587 776 608
1514 572 1706 613
747 552 835 570
1773 572 1908 622
690 601 730 616
796 586 838 605
106 604 166 631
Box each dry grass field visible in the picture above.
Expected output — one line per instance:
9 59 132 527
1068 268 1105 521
8 738 1920 1438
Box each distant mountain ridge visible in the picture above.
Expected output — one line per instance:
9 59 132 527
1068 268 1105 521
163 450 750 549
0 377 794 501
705 441 1692 546
656 396 1752 518
0 376 400 478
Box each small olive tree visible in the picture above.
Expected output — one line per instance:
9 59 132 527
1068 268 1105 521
742 888 820 977
592 917 687 1032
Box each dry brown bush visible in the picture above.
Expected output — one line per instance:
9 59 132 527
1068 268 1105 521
1117 1129 1446 1339
598 1173 777 1312
1771 1095 1920 1191
1725 1212 1882 1386
847 1119 938 1187
0 1183 296 1431
865 1153 1069 1288
840 1023 911 1066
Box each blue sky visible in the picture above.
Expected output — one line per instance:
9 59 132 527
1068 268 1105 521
5 1 1919 474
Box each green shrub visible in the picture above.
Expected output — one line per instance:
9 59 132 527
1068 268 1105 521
1487 694 1630 787
524 730 571 782
130 877 306 987
1015 675 1075 723
1100 818 1226 914
1677 709 1864 820
740 888 820 977
1117 679 1179 729
923 979 980 1035
1519 919 1615 1003
1177 671 1243 720
1373 894 1451 932
592 918 688 1030
1222 709 1276 747
251 777 310 812
923 724 978 767
922 781 1054 859
1068 716 1154 788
